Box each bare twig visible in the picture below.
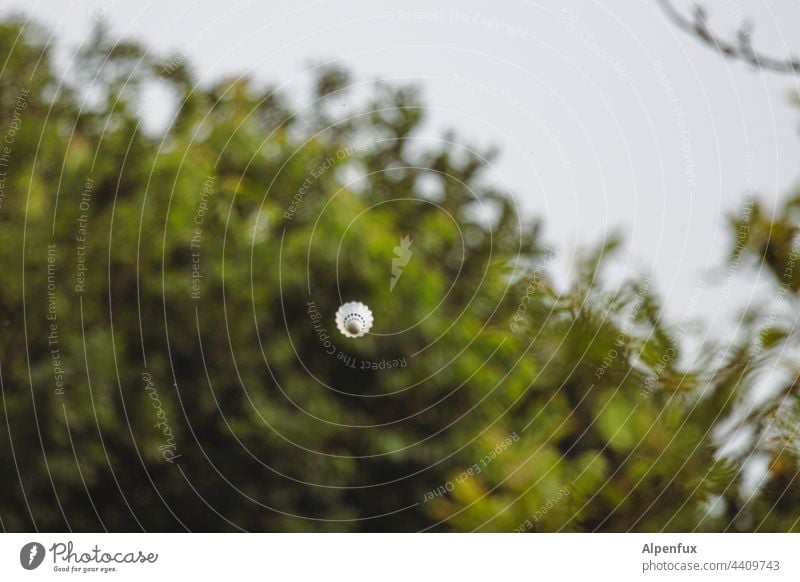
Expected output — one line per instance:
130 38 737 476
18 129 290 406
655 0 800 74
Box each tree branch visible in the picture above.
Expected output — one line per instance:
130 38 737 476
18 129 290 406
655 0 800 74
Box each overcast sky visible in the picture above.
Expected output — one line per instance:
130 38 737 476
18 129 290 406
3 0 800 334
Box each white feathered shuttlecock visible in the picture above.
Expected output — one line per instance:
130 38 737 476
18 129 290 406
335 301 373 338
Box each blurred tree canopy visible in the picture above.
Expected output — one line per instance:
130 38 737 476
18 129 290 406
0 18 798 532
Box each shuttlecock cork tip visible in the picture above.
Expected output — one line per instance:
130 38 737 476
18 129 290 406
335 301 373 338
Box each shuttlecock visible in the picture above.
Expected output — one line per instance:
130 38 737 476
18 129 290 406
335 301 373 338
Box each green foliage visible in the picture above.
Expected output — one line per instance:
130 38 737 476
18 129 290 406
0 18 798 532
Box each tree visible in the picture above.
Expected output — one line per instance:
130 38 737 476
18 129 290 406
0 17 797 532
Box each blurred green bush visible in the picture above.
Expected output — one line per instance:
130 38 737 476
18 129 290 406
0 18 798 532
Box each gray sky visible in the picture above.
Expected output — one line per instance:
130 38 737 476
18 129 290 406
4 0 800 333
